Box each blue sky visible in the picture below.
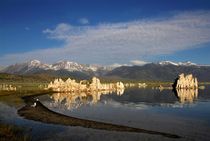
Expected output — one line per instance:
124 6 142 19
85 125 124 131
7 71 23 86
1 0 210 66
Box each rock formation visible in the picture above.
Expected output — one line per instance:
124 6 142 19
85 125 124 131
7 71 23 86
47 77 125 93
138 83 147 88
175 73 198 89
124 82 147 88
0 84 16 91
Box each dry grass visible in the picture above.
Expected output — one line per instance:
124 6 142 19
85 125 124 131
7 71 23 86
0 123 31 141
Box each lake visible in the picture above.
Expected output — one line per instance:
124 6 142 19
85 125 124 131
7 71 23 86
0 86 210 141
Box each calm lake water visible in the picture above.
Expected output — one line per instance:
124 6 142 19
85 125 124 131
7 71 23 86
1 86 210 141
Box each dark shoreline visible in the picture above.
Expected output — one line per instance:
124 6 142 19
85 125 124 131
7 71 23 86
17 94 181 139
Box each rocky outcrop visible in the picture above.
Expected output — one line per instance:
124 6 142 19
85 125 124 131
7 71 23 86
47 77 124 93
173 73 199 104
0 84 16 91
138 83 147 88
124 82 147 88
175 73 198 89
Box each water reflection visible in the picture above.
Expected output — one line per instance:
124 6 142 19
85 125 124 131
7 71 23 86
50 89 124 110
49 86 204 111
175 89 198 104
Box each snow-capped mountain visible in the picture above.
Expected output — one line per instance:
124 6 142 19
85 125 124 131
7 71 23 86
159 61 179 66
28 60 51 70
159 61 197 66
50 60 102 72
0 60 110 74
51 61 87 71
1 60 210 81
106 61 210 82
1 60 50 74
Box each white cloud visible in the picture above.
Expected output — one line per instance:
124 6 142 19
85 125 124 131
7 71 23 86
130 60 150 66
1 10 210 65
108 63 130 68
43 23 73 40
78 18 89 24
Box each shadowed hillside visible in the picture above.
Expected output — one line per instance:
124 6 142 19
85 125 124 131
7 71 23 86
106 63 210 82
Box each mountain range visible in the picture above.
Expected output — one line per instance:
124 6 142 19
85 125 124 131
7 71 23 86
0 60 114 80
2 60 100 73
1 60 210 82
0 66 4 71
106 62 210 82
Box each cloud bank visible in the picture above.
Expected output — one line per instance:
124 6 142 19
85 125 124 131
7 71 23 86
1 11 210 65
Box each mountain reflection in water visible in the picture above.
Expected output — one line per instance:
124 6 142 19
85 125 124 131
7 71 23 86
50 89 124 110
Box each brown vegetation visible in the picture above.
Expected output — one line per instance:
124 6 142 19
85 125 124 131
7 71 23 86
0 123 31 141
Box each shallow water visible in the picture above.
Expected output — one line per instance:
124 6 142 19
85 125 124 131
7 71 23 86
1 86 210 141
40 87 210 123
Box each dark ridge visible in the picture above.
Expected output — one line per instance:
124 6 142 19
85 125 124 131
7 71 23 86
106 63 210 82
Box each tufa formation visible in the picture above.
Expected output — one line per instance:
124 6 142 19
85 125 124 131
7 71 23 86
175 73 198 89
47 77 124 93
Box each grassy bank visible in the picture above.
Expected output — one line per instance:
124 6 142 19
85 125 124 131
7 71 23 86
0 123 31 141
